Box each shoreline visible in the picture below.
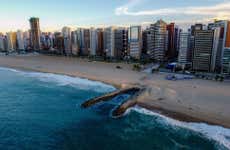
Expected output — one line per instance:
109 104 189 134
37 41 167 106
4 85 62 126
2 65 201 124
0 65 123 89
0 66 121 89
0 55 230 128
6 64 230 128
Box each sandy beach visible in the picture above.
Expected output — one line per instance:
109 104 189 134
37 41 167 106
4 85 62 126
0 54 230 128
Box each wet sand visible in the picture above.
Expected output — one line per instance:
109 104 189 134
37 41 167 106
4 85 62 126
0 54 230 128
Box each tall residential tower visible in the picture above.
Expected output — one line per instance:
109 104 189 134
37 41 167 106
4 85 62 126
129 26 142 59
29 17 41 50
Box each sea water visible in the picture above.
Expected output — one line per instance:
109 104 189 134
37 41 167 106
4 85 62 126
0 67 229 150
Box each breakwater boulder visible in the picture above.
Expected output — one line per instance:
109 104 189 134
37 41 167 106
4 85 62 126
81 87 141 108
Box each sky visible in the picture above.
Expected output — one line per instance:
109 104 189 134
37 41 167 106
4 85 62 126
0 0 230 32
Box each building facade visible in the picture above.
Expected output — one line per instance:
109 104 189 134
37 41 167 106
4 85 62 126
62 27 72 55
0 34 6 51
16 30 25 50
29 17 41 50
208 20 230 73
104 27 115 58
83 29 90 56
71 31 79 55
178 32 190 64
114 27 128 59
166 23 176 60
129 26 142 59
6 32 17 52
192 30 214 72
90 28 97 56
54 32 64 54
96 28 104 56
149 20 167 62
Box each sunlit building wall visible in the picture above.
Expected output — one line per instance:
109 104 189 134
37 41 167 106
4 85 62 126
149 20 167 62
6 32 17 52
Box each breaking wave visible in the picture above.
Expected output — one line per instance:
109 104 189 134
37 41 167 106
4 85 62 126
130 106 230 149
0 67 116 93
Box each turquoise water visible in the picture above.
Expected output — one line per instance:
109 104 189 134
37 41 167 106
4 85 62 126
0 67 230 150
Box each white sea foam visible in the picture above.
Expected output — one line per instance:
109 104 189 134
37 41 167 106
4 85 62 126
0 67 116 93
0 67 20 73
130 106 230 149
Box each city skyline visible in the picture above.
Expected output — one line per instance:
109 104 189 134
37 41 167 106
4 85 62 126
0 0 230 32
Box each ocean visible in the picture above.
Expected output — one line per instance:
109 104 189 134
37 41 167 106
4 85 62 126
0 67 229 150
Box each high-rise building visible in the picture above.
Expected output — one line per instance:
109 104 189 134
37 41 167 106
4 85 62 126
191 24 203 36
23 31 31 50
40 32 52 50
149 19 167 62
16 30 25 50
0 33 6 51
48 32 54 50
114 27 128 59
188 24 204 64
192 30 214 72
83 29 90 56
178 32 190 64
129 26 142 59
71 31 79 55
76 28 84 55
96 28 104 56
209 20 230 73
62 27 72 55
62 27 71 38
54 32 64 54
90 28 97 56
166 23 177 60
142 28 151 55
187 29 194 63
104 27 116 58
6 32 17 52
174 26 182 57
29 17 41 50
223 21 230 74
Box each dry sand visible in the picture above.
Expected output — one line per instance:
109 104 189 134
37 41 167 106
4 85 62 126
0 54 230 128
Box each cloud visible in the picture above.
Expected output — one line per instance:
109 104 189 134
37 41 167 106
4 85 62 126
115 1 230 19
